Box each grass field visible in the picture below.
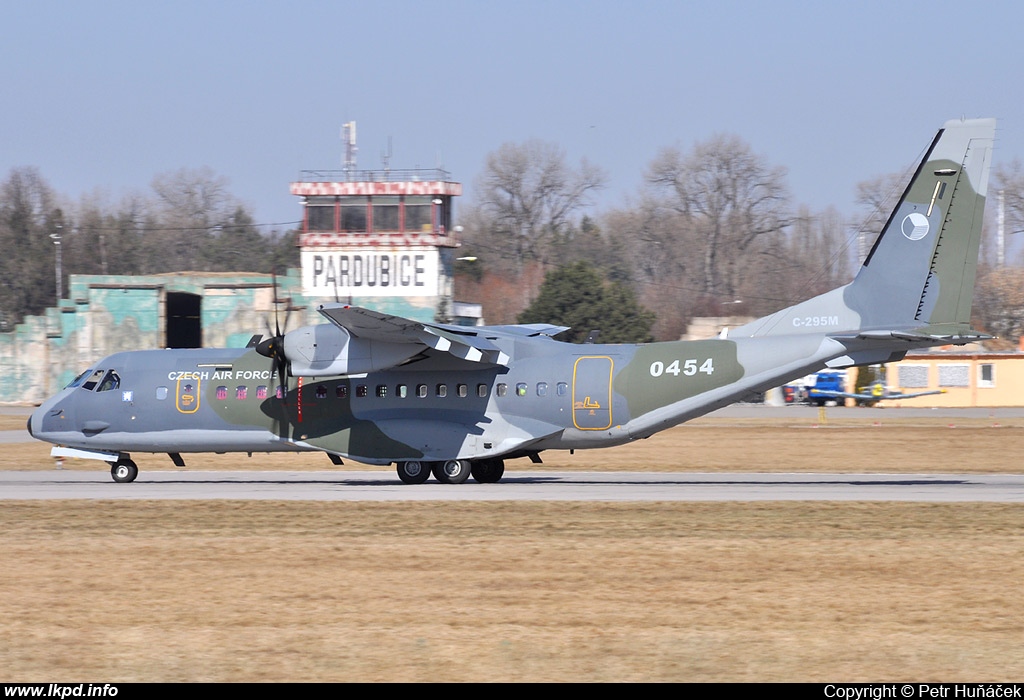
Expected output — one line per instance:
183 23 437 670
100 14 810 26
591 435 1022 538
3 414 1023 681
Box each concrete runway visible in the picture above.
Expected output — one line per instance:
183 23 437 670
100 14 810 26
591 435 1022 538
4 469 1024 502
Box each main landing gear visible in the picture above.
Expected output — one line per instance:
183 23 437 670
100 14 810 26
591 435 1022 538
110 458 138 483
396 458 505 485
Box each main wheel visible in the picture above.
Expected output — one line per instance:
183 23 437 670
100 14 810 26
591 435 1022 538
433 459 472 484
471 459 505 483
396 460 430 484
111 459 138 483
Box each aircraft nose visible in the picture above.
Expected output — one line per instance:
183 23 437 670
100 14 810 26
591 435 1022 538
28 396 66 443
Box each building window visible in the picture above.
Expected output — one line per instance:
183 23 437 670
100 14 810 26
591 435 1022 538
938 364 970 388
897 365 929 389
340 198 368 232
979 363 995 388
306 197 336 232
372 196 400 232
404 196 433 232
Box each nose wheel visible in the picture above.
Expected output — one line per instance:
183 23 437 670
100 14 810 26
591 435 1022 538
110 459 138 483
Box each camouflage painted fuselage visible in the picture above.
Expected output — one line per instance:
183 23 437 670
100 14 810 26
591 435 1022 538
27 118 998 476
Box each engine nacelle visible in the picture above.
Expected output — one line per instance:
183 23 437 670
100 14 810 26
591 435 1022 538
283 323 420 376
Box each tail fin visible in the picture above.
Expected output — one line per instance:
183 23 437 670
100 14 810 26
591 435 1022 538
731 118 995 343
845 117 995 334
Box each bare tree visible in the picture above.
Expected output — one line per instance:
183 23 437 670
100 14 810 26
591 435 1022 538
0 167 60 325
150 167 239 270
973 265 1024 349
645 134 791 302
852 172 904 264
473 140 606 264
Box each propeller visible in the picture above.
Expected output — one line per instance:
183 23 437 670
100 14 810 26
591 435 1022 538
255 272 292 437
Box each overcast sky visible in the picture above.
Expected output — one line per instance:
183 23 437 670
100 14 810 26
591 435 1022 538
3 0 1022 233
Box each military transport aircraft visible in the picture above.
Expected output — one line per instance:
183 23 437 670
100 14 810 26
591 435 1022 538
28 118 997 484
809 381 946 406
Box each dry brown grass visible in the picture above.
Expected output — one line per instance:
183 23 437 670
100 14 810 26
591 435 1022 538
2 501 1022 682
4 414 1024 681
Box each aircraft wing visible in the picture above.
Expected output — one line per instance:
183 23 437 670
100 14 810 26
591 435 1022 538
316 304 511 366
810 388 945 401
807 389 868 401
888 389 946 399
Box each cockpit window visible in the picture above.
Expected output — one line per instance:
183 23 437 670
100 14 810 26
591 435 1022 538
97 371 121 392
65 369 92 389
81 369 106 391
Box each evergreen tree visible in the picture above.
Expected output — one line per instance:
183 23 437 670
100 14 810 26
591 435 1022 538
517 261 655 343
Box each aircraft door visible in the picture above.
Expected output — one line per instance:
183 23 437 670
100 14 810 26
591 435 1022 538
175 376 201 414
572 356 613 430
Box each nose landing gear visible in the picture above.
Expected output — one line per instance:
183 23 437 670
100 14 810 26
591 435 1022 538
110 458 138 483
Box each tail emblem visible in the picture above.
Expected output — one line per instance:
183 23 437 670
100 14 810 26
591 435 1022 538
901 212 930 241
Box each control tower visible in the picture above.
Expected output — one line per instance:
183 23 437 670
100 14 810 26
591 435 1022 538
290 129 462 322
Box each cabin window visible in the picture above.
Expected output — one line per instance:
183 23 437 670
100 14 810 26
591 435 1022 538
236 386 248 400
416 384 428 398
156 387 169 400
436 384 447 398
216 386 228 400
336 384 348 399
477 383 488 398
376 385 388 398
356 385 368 398
315 384 327 399
276 385 286 399
496 383 507 397
537 382 548 397
457 384 468 398
557 382 568 396
397 384 408 398
256 385 268 400
516 382 528 397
